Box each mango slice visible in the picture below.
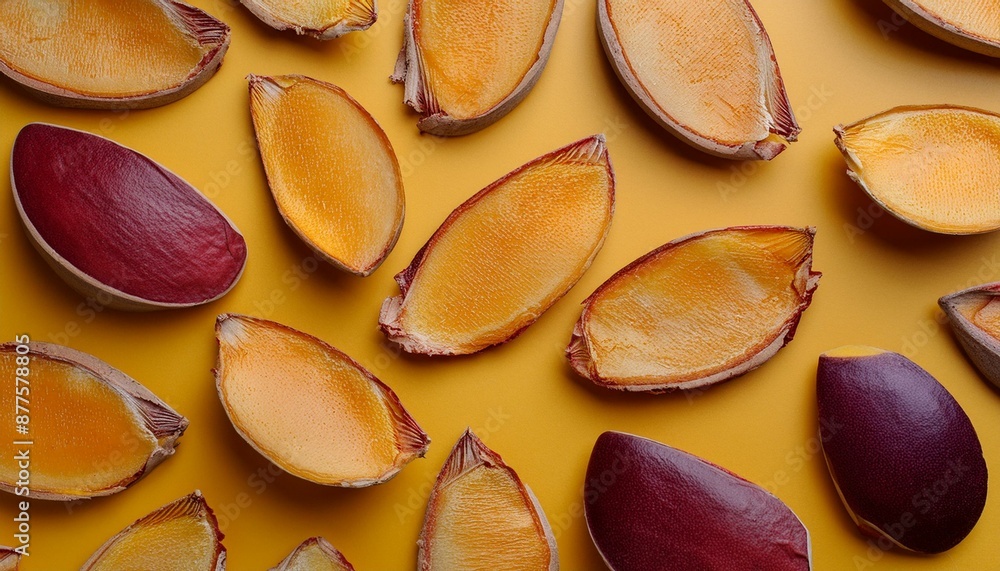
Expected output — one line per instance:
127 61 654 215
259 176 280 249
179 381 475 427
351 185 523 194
380 135 614 355
598 0 799 160
392 0 563 135
586 431 812 570
249 75 404 276
885 0 1000 57
0 546 20 570
0 342 186 501
835 105 1000 234
82 491 226 571
817 347 988 553
270 537 355 571
11 124 248 310
240 0 375 39
568 226 820 392
0 0 229 109
940 282 1000 388
417 430 557 570
215 314 429 487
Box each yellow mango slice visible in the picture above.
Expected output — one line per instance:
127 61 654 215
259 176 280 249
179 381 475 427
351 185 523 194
598 0 799 160
392 0 563 135
940 282 1000 389
885 0 1000 57
0 0 229 109
835 105 1000 234
568 226 820 392
379 135 615 355
240 0 375 39
82 491 226 571
0 547 20 571
215 314 429 486
270 537 355 571
249 74 404 276
0 342 186 500
418 430 557 571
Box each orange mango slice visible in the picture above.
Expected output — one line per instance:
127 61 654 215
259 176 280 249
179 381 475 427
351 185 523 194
240 0 376 39
0 0 229 109
418 430 557 570
885 0 1000 57
940 282 1000 389
392 0 563 135
249 74 404 276
0 342 187 500
836 105 1000 234
598 0 799 159
82 491 226 571
215 314 429 486
380 135 614 355
271 537 355 571
568 226 820 391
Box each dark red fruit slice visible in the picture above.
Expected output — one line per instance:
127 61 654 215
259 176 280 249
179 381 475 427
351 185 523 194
11 123 247 310
585 431 811 571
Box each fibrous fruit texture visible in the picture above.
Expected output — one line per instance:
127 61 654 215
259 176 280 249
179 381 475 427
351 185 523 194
270 537 355 571
240 0 376 39
884 0 1000 57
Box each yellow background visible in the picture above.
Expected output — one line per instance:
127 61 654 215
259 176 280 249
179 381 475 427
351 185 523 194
2 0 999 569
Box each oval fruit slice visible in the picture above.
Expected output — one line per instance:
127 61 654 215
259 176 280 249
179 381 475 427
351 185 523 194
835 105 1000 234
215 314 429 487
568 226 820 392
391 0 563 135
417 430 557 571
940 282 1000 388
249 74 404 276
240 0 376 39
884 0 1000 57
270 537 354 571
0 342 186 501
82 491 226 571
0 0 229 109
380 135 614 355
11 123 248 310
586 431 811 571
817 346 988 553
598 0 799 160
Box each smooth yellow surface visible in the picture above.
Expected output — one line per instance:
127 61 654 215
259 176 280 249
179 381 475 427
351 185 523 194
583 228 811 384
217 316 411 483
250 75 403 274
915 0 1000 40
395 142 611 354
0 0 209 97
0 353 156 496
839 106 1000 233
414 0 557 119
2 1 1000 569
246 0 373 31
605 0 772 145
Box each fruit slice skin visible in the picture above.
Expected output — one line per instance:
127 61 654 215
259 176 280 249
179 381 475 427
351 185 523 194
391 0 563 135
248 74 404 276
940 282 1000 388
817 347 988 554
11 123 248 310
0 342 187 501
82 491 226 571
835 105 1000 235
240 0 376 39
568 226 820 392
417 430 558 571
215 314 429 487
270 537 355 571
884 0 1000 57
380 135 614 355
586 431 811 571
598 0 799 160
0 0 229 109
0 546 20 571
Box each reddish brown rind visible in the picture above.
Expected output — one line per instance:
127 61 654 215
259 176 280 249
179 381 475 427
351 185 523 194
939 283 1000 388
11 124 247 310
817 349 988 553
585 431 811 570
0 546 20 570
